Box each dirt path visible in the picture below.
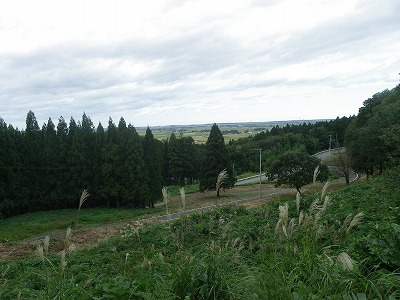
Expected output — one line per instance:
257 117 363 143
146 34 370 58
0 187 293 261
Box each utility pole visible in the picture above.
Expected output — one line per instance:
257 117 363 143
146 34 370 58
255 148 262 199
329 135 332 158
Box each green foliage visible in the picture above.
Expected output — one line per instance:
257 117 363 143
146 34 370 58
166 183 199 196
200 124 235 194
0 207 162 242
2 172 400 299
0 112 167 217
268 151 328 194
345 85 400 175
144 127 163 207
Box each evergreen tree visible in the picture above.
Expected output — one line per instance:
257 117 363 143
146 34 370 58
0 122 27 217
42 118 58 209
0 119 8 215
24 110 43 210
67 117 83 206
126 124 150 207
93 122 105 205
80 113 96 192
56 116 69 208
144 127 162 207
167 133 183 185
101 118 119 207
180 136 196 184
199 123 235 196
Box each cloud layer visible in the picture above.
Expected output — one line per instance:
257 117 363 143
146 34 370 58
1 0 399 129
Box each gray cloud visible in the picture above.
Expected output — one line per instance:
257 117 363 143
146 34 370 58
1 1 399 129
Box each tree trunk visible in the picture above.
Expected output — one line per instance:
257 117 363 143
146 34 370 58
344 170 350 185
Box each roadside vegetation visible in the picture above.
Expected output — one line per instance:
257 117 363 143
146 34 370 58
0 170 399 299
0 207 163 242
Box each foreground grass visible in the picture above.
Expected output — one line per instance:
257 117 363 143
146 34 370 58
0 170 399 299
0 183 283 243
0 207 163 242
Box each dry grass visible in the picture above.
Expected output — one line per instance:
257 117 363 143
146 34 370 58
78 189 90 213
346 212 364 236
216 169 229 192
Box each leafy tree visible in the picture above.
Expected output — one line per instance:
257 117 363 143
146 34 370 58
268 151 328 195
383 124 400 165
200 123 235 196
329 151 353 185
345 85 400 175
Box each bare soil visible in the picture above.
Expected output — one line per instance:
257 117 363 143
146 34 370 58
0 184 296 261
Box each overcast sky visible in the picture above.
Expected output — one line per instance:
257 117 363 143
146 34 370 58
1 0 399 129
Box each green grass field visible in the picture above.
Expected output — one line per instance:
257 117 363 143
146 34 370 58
136 123 273 143
0 171 399 299
0 207 162 242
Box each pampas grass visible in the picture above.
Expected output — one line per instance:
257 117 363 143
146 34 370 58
43 235 50 254
321 181 330 200
296 192 301 214
346 212 364 236
60 250 67 272
216 169 229 197
337 252 353 270
180 187 186 212
162 187 171 222
78 189 90 213
313 165 320 184
36 244 45 263
65 227 74 250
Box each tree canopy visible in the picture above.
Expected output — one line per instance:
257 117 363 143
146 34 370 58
199 123 235 196
345 85 400 176
268 151 329 195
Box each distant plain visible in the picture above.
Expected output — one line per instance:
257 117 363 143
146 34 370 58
136 120 328 143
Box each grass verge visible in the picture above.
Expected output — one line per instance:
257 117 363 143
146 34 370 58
0 207 162 242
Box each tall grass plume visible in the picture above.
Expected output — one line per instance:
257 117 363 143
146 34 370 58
78 189 90 214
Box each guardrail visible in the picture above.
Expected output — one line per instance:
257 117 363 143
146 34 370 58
312 147 346 157
236 173 266 182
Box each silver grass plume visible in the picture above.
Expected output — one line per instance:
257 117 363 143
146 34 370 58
179 187 186 212
313 165 320 184
346 212 364 236
321 181 330 201
296 192 301 214
216 169 229 192
162 187 171 222
78 189 90 213
337 252 353 270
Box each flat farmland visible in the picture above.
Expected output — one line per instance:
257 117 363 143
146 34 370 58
137 121 300 143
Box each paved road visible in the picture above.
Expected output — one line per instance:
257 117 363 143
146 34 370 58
236 148 357 186
235 174 268 186
313 147 346 162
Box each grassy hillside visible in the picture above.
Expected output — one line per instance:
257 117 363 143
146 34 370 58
0 171 399 299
